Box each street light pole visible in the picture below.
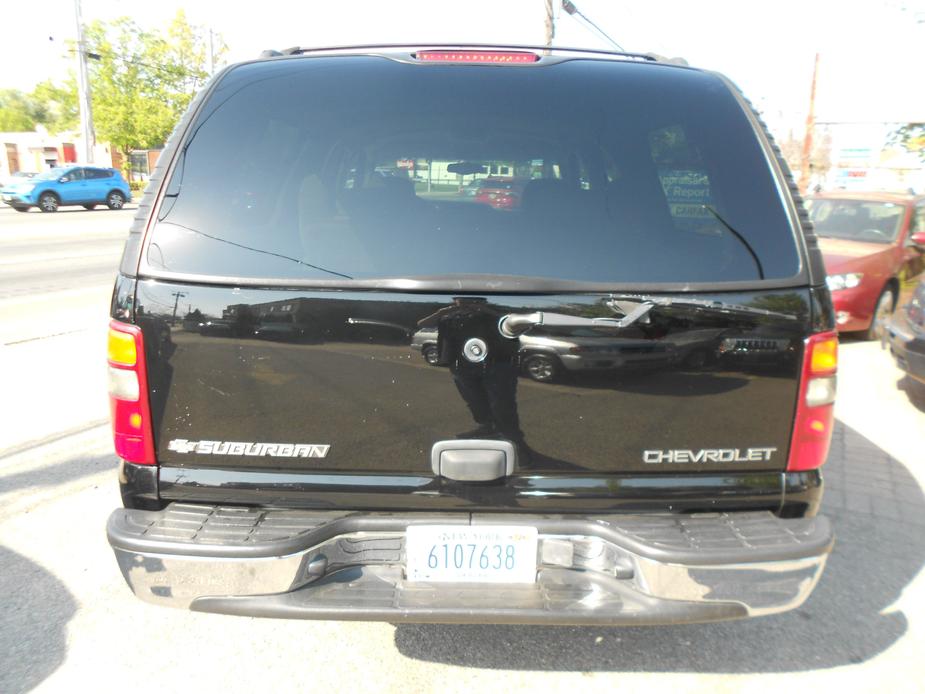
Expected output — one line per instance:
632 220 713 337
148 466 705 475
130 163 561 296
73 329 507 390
544 0 555 54
799 53 820 194
209 28 215 75
73 0 96 164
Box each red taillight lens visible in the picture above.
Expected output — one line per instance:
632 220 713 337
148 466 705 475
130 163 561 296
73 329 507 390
415 50 539 64
787 332 838 471
108 320 156 465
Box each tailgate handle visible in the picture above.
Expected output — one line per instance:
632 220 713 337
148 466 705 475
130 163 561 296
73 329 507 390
498 305 653 338
431 440 515 481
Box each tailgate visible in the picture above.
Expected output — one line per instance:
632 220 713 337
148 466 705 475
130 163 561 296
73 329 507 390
139 281 809 504
125 55 821 512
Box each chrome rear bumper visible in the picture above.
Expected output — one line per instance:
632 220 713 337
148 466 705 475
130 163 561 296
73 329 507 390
108 504 833 625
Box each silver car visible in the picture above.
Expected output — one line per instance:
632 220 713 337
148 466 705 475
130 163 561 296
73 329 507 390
411 326 676 382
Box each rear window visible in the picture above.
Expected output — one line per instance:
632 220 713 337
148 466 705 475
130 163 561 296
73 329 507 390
146 57 800 285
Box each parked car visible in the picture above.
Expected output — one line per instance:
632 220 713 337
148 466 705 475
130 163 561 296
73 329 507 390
808 193 925 340
459 178 487 198
472 176 527 209
1 165 131 212
886 277 925 385
0 170 37 189
411 326 674 382
410 326 442 364
106 45 836 626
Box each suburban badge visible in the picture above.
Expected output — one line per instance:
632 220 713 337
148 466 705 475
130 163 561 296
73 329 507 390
168 439 330 458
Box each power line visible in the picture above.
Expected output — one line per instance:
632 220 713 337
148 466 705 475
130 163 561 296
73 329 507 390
561 1 625 52
68 46 207 81
54 30 217 81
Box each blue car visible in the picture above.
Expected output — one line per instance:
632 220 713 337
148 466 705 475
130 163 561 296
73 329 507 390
1 165 131 212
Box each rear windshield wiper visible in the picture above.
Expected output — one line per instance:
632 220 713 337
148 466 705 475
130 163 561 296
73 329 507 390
702 204 765 280
498 294 798 337
606 294 800 321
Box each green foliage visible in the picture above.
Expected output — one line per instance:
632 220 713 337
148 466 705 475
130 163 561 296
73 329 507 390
85 10 227 155
31 79 79 134
0 89 39 131
2 10 225 152
0 81 77 134
888 123 925 162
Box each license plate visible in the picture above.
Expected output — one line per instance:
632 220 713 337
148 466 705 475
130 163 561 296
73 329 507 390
405 525 538 583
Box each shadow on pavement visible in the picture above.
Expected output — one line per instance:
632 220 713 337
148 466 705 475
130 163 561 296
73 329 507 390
394 420 925 672
897 376 925 413
0 451 117 497
0 547 76 694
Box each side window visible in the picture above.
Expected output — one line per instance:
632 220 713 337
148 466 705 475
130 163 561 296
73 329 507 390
87 168 107 179
649 125 714 232
66 168 84 182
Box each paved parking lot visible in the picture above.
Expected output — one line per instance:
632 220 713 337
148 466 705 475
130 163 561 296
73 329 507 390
1 207 923 693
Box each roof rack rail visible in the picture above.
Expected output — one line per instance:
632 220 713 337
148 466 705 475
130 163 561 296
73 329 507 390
643 53 689 66
259 46 302 58
256 43 673 63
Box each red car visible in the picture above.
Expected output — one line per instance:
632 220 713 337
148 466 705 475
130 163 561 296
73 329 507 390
808 192 925 339
473 176 527 210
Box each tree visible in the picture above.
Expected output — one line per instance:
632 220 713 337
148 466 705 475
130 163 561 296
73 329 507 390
888 123 925 162
84 11 227 171
31 79 79 134
779 129 832 183
0 82 79 134
0 89 39 131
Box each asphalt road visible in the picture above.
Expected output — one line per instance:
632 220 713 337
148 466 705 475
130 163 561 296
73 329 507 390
0 204 131 300
0 204 134 449
1 207 924 693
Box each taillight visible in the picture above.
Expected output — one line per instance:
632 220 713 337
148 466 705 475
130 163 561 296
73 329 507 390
415 50 539 64
787 332 838 471
108 320 156 465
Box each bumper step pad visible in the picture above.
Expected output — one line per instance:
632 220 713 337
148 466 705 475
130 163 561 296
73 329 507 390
191 566 746 625
108 504 833 625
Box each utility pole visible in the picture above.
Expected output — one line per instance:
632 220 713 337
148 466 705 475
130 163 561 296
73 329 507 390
800 53 820 194
562 0 625 52
73 0 96 163
171 292 188 325
544 0 555 54
208 28 215 75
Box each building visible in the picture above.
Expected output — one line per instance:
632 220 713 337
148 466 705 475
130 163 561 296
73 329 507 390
811 123 924 194
0 127 115 177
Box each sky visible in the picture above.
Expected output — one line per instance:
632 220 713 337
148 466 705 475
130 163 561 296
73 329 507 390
2 0 924 140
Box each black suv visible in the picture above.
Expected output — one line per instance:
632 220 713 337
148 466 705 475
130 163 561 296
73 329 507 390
106 46 836 625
